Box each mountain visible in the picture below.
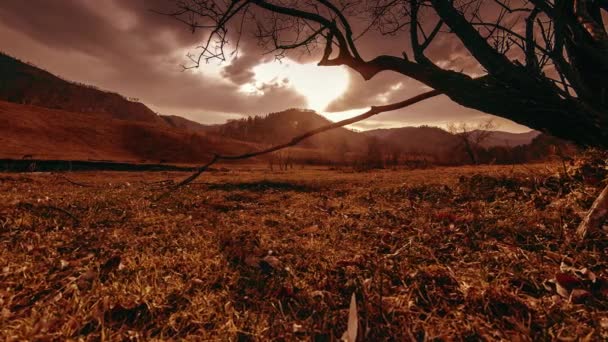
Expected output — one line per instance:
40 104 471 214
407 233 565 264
0 52 165 125
217 108 369 153
160 115 217 134
0 52 263 163
364 126 459 155
0 100 257 163
366 127 540 150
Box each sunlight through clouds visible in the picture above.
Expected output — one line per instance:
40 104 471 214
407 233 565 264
240 59 349 113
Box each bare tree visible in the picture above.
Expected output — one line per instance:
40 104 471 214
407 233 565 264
448 119 497 164
161 0 608 238
276 150 293 170
267 150 291 171
162 0 608 148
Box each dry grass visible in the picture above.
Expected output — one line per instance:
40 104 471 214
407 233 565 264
1 159 607 340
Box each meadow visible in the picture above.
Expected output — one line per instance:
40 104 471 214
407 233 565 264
1 160 607 340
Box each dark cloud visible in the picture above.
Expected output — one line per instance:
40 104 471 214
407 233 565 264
220 42 274 85
0 0 306 122
326 70 407 112
0 1 531 131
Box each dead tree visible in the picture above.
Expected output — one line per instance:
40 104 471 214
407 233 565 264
161 0 608 238
162 1 608 147
268 150 293 171
448 120 497 164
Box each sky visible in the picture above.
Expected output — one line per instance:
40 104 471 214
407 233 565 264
0 0 533 132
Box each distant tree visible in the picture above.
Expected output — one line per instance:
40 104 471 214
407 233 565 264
268 149 293 171
448 120 497 164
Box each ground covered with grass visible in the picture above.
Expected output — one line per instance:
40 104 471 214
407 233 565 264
1 155 607 340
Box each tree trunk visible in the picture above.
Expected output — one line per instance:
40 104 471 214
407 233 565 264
426 72 608 148
427 0 608 148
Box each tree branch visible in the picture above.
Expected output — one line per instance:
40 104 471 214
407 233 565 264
430 0 515 75
525 7 542 72
251 0 351 61
315 0 362 60
409 1 443 65
158 88 442 198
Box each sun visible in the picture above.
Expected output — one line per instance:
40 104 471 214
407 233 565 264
241 59 350 113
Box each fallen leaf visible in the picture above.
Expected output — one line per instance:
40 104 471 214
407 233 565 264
299 225 320 235
555 282 570 299
341 292 358 342
555 273 582 291
293 323 303 333
261 255 281 269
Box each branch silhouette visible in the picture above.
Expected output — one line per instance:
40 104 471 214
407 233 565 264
158 88 441 199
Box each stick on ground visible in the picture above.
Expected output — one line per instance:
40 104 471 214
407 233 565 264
576 181 608 239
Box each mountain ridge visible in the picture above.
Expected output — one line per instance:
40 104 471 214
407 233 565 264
0 52 165 125
0 100 261 163
0 52 559 165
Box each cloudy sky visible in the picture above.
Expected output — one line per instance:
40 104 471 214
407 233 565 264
0 0 532 132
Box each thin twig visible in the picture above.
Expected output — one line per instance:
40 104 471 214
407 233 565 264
56 175 94 188
42 205 80 225
18 202 80 226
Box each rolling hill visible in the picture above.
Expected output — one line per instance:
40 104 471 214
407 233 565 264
366 127 540 150
160 115 218 135
365 126 460 155
0 100 256 163
0 52 165 125
0 52 261 163
216 108 369 153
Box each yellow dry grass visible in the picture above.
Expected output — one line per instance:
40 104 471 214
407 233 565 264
0 161 607 340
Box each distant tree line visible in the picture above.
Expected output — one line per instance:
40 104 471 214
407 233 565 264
219 109 320 146
356 133 577 170
217 110 577 170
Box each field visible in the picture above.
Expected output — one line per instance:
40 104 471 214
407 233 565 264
1 161 607 340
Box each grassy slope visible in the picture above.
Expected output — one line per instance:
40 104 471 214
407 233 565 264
0 53 165 125
0 161 606 340
0 100 367 166
0 100 259 163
